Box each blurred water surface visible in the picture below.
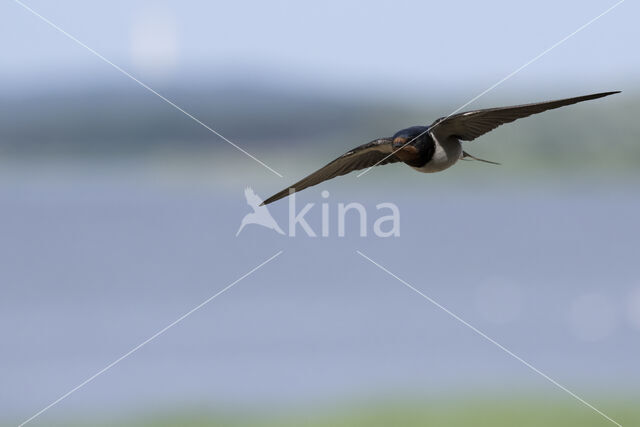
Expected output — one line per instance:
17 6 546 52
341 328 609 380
1 164 638 423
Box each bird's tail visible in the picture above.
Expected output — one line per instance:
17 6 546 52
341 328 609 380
462 151 501 165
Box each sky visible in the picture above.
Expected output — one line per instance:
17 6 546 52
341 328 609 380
1 0 637 97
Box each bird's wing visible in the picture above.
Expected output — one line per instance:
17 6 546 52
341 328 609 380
262 137 398 205
430 91 619 142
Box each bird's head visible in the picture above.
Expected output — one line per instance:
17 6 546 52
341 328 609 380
392 126 429 148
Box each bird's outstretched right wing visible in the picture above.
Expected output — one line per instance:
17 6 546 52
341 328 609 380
262 137 398 205
431 91 619 142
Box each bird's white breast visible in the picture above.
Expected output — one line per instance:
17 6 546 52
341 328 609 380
411 135 462 173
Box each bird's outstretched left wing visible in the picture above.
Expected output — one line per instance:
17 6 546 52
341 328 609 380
262 138 398 205
431 91 619 142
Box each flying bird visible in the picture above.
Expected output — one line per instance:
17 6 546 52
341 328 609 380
262 91 619 205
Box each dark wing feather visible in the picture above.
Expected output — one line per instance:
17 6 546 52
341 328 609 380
431 91 619 142
262 138 398 205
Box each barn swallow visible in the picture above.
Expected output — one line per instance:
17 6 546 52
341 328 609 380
262 91 619 205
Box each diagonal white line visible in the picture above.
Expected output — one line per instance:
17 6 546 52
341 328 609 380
18 250 283 427
11 0 284 178
356 250 622 427
356 0 625 177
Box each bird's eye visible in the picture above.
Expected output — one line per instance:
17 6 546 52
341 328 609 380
393 137 407 146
